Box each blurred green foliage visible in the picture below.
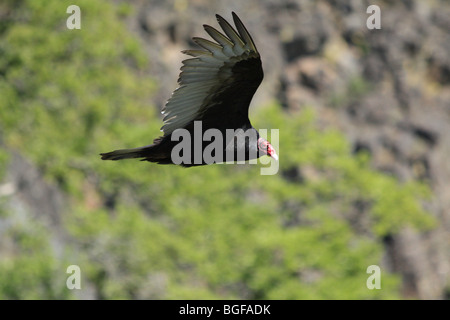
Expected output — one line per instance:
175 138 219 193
0 0 435 299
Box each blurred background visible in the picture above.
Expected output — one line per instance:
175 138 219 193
0 0 449 299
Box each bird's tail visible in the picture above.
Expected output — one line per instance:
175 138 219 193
100 146 149 161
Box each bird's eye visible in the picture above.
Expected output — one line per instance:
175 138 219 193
258 140 269 153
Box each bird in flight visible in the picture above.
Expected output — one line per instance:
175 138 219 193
100 12 277 166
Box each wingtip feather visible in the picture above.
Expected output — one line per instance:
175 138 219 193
232 12 258 53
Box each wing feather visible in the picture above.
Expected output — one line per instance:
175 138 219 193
161 12 263 135
192 37 225 58
232 12 258 52
215 14 245 49
181 49 207 57
203 25 235 57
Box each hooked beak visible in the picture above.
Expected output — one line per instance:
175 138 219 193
267 144 278 161
270 151 278 161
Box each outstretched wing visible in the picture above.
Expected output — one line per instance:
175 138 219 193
161 12 263 135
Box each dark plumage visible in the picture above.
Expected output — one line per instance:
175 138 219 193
100 12 277 166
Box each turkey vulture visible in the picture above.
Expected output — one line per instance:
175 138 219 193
100 12 277 166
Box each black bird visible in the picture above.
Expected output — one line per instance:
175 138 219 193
100 12 277 166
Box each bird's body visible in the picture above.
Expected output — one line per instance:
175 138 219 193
101 12 277 166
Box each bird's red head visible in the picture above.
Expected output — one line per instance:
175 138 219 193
258 138 278 161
